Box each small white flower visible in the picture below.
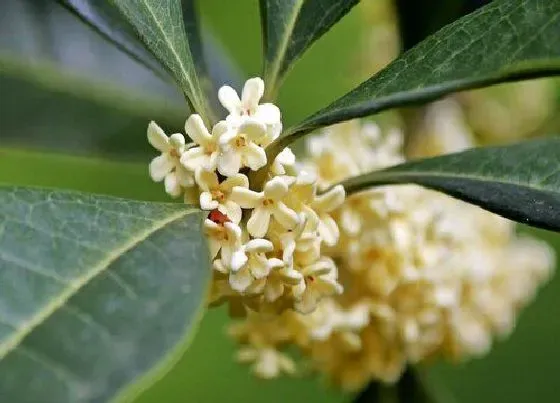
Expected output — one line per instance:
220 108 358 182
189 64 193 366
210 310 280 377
270 147 296 176
311 185 346 246
217 119 268 176
230 177 299 237
180 114 225 171
228 239 285 292
147 121 194 197
292 257 343 314
203 219 242 264
196 170 248 223
218 77 282 145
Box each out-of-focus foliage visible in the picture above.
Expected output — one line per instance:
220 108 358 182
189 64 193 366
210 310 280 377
0 1 558 403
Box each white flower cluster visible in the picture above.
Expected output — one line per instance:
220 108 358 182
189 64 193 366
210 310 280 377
148 78 345 314
229 116 554 389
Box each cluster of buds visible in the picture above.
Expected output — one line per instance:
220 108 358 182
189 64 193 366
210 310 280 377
228 114 554 388
148 78 345 315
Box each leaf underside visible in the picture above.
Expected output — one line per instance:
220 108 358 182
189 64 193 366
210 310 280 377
277 0 560 147
340 137 560 232
260 0 359 98
0 187 209 402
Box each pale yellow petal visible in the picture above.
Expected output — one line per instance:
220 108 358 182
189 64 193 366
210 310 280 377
243 143 267 171
218 85 241 114
185 114 212 146
241 77 264 111
229 187 262 208
147 121 170 152
149 154 174 182
247 206 271 238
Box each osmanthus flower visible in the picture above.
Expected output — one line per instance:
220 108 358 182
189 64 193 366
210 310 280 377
180 114 225 171
228 118 554 390
228 238 284 292
218 77 282 145
217 119 268 176
292 256 344 314
231 176 299 238
196 169 248 224
148 77 344 316
147 121 194 198
203 218 242 264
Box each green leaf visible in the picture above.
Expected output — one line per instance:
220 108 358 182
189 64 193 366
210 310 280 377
260 0 359 99
57 0 170 82
394 0 488 52
339 137 560 232
111 0 212 122
0 187 210 402
278 0 560 145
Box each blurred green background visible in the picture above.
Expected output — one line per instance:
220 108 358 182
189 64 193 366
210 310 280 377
0 1 559 402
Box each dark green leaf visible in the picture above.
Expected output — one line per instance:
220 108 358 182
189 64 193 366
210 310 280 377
111 0 212 121
339 138 560 232
0 187 209 402
57 0 170 81
260 0 359 99
278 0 560 146
395 0 489 52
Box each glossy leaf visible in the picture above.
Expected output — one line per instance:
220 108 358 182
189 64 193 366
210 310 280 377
0 187 210 402
395 0 490 52
111 0 212 121
339 137 560 232
57 0 169 81
260 0 359 99
278 0 560 146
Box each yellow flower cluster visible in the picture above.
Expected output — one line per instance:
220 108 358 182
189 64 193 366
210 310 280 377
229 115 554 389
148 78 345 315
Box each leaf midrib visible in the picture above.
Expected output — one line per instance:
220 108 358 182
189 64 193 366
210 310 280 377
264 0 304 94
141 0 199 105
342 170 560 195
0 207 196 360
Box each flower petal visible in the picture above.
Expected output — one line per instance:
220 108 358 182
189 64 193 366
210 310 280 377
229 267 253 292
263 177 289 201
221 173 249 191
185 114 212 146
200 191 219 210
255 103 281 126
219 200 242 224
241 77 264 111
208 238 221 260
164 172 182 197
149 154 174 182
195 169 219 191
169 133 186 149
318 214 340 246
245 238 274 253
273 202 299 230
239 119 267 141
218 85 241 114
243 143 267 171
312 185 345 212
180 146 206 171
230 187 262 208
250 255 270 279
217 148 243 176
147 121 170 152
247 206 271 238
231 250 249 272
212 120 229 141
